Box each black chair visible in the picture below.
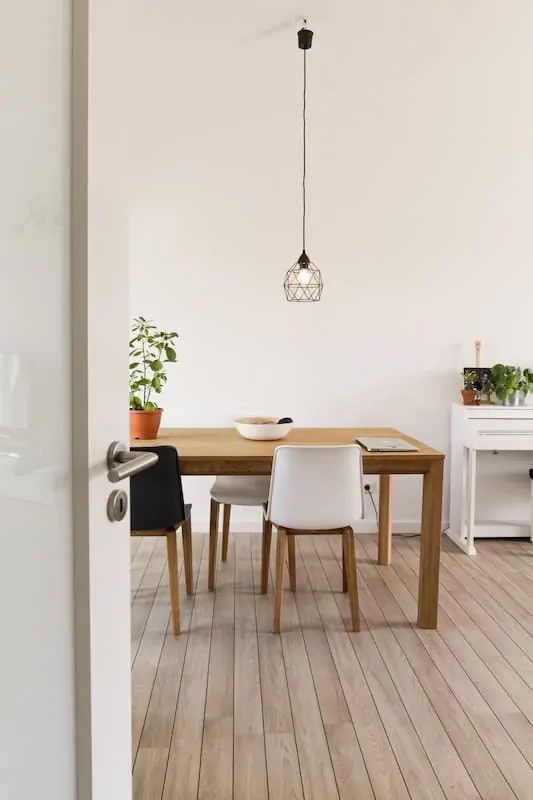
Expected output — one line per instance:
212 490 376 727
130 446 193 635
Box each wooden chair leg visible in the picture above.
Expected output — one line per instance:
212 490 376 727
342 543 347 592
274 528 287 633
222 504 231 562
181 518 193 596
208 499 220 591
166 531 181 635
343 527 360 632
288 535 296 592
261 518 272 594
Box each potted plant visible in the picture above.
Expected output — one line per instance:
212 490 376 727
490 363 522 406
479 375 493 404
461 370 478 405
519 368 533 405
129 317 178 439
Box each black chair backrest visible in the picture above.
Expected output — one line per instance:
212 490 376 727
130 446 186 531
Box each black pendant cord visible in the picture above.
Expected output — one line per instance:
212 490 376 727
302 46 307 255
284 22 322 302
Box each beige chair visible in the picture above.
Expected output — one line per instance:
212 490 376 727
208 476 271 590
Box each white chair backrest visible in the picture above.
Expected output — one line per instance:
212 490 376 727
266 445 364 530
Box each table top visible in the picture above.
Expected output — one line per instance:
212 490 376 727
136 427 444 476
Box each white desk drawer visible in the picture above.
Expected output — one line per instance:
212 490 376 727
462 408 533 421
465 416 533 450
466 432 533 450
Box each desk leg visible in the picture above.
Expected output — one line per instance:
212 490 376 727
378 475 392 565
460 445 468 546
466 449 477 555
417 460 444 629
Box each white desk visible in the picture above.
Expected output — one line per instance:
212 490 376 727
449 403 533 554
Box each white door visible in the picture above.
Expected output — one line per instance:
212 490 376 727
1 1 132 798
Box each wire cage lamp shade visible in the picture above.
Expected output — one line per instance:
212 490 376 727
284 22 323 302
284 251 323 302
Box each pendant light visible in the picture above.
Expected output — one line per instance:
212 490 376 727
284 22 323 302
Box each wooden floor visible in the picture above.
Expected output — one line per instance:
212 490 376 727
131 532 533 800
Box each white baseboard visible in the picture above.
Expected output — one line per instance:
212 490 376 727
191 519 432 535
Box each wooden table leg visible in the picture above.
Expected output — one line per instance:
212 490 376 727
378 474 392 565
343 527 360 632
417 459 444 629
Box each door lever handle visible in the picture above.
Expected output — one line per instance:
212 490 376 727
107 441 158 483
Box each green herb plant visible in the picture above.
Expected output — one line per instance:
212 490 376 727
490 363 522 402
462 370 478 390
129 317 178 410
520 368 533 397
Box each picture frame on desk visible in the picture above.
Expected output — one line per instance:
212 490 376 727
463 366 492 400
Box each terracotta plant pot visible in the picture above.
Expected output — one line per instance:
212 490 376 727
130 409 163 440
461 389 477 406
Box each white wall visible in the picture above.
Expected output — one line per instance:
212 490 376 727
129 0 533 531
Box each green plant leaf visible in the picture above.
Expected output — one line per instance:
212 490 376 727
130 317 179 401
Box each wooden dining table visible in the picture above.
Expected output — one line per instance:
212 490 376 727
138 426 445 629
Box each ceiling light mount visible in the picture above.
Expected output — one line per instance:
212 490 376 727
297 24 313 50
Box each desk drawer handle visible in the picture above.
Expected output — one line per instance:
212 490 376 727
478 430 533 436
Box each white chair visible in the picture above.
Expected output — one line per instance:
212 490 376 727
264 445 364 633
208 476 271 590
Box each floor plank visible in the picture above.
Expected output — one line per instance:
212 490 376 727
233 536 268 799
252 534 305 799
296 538 375 800
393 537 532 799
131 533 533 800
131 550 175 758
161 542 214 800
132 748 168 800
357 535 514 800
135 535 204 752
265 733 304 800
198 535 236 800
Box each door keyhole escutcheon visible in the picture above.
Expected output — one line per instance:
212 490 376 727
107 489 128 522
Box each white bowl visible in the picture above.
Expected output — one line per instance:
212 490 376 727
234 417 293 441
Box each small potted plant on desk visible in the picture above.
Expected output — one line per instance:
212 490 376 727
491 363 522 406
129 316 178 439
519 368 533 405
461 370 479 405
